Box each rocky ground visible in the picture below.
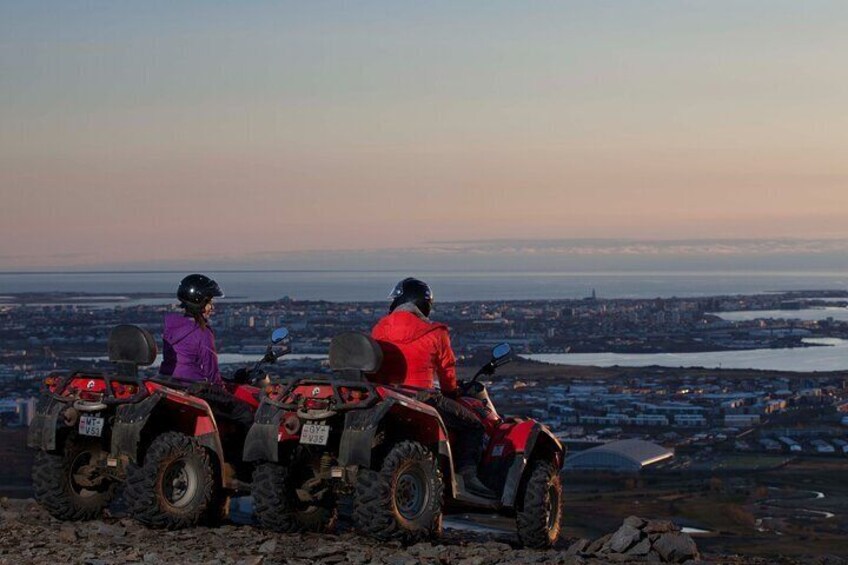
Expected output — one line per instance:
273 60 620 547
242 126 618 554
0 498 844 565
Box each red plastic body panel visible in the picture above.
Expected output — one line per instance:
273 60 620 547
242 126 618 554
480 419 536 465
228 383 261 410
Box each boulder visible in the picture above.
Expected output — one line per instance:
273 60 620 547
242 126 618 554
608 524 643 553
653 532 700 563
627 537 652 557
586 533 612 554
565 538 591 557
624 515 647 529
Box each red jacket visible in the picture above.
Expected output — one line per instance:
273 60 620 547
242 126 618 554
371 311 457 393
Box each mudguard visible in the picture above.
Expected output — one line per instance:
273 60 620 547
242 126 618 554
501 423 563 508
337 399 396 468
243 401 285 463
111 392 162 462
26 397 66 452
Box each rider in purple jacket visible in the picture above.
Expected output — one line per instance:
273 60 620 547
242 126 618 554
160 274 224 385
159 274 253 432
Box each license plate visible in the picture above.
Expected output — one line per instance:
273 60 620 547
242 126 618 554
300 423 330 446
79 414 105 437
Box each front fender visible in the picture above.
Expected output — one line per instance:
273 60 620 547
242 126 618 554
501 423 563 508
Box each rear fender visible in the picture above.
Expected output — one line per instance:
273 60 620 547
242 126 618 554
500 423 564 508
338 398 448 469
243 400 287 463
112 387 224 477
27 396 68 452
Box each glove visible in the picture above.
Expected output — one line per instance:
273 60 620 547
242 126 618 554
442 387 460 400
232 368 251 384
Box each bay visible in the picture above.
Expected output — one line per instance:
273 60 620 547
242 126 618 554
523 338 848 372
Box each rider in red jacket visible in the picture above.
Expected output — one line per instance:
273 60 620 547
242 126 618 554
371 278 495 498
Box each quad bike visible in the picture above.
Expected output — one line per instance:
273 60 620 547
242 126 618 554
244 332 565 548
28 324 289 528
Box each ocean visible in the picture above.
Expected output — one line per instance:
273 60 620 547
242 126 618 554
1 270 847 303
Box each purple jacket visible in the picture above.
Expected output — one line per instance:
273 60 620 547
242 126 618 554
160 313 222 385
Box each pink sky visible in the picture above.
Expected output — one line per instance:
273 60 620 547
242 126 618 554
2 2 847 269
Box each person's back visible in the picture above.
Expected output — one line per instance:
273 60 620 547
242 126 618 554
160 312 220 385
371 306 456 392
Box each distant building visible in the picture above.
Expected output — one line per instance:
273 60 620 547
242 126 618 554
564 439 673 473
724 414 761 427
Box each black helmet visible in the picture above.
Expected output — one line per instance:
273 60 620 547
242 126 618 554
388 277 433 317
177 274 224 313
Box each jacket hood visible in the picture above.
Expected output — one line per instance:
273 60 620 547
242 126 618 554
374 311 445 344
163 312 201 344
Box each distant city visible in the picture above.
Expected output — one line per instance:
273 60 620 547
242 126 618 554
3 289 848 442
3 289 848 552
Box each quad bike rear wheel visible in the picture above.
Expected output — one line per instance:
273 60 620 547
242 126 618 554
516 459 563 548
125 432 217 529
252 447 337 532
32 434 116 520
353 440 443 543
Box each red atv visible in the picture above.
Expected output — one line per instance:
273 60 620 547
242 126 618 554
245 332 565 548
29 324 288 528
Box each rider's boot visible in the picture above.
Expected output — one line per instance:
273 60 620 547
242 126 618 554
459 466 496 498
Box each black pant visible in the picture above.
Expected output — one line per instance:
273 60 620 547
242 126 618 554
421 392 484 470
188 383 255 430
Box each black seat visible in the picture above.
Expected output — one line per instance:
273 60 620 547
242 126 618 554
328 332 383 379
108 325 157 376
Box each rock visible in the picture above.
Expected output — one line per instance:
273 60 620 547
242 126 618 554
236 558 264 565
58 524 78 543
143 552 160 563
624 515 647 529
643 519 680 534
383 554 419 565
565 538 591 557
653 532 699 563
406 543 447 560
586 533 612 554
627 537 652 557
608 524 643 553
96 521 126 538
257 539 277 554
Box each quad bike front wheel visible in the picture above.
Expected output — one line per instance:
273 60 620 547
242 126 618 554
252 447 337 532
32 434 116 520
353 440 443 543
125 432 217 529
515 459 563 548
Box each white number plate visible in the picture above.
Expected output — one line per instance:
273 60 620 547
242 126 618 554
79 415 105 437
300 424 330 446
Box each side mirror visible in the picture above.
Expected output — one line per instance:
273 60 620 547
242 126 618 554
271 327 289 344
491 343 512 367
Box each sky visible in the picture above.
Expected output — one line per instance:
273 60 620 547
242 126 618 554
1 1 848 270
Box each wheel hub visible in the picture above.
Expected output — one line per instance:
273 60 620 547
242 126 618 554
162 459 198 508
69 450 101 497
395 469 427 520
